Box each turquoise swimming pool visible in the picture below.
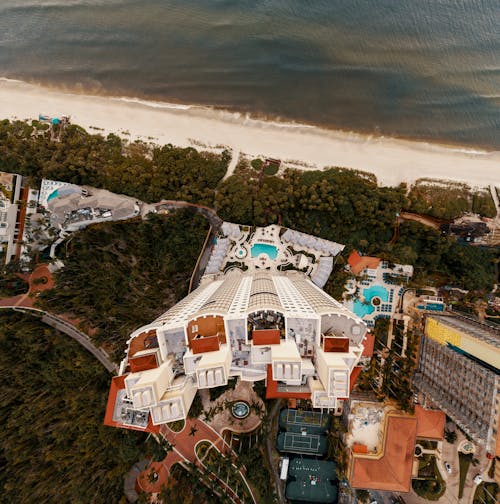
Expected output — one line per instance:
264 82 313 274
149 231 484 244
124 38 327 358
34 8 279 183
353 300 375 318
251 243 278 259
363 285 389 303
353 284 390 318
47 189 59 202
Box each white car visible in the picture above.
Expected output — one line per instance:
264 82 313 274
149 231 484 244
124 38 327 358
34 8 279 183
473 474 483 485
444 462 452 473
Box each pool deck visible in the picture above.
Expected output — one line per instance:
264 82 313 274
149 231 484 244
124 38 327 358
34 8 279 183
344 253 413 327
207 380 265 436
204 222 344 285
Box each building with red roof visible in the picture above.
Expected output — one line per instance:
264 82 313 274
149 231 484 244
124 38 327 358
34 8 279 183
349 413 418 492
347 251 381 276
347 402 446 493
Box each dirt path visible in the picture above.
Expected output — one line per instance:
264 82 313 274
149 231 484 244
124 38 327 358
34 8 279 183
399 211 443 230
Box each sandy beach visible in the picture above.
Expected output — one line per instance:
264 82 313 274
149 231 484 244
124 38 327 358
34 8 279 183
1 78 499 188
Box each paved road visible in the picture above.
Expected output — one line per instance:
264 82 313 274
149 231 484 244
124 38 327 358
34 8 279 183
153 199 223 230
0 305 117 373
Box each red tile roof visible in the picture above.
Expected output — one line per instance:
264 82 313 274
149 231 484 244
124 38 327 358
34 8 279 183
348 251 381 276
414 405 445 440
253 329 281 345
362 332 375 358
350 366 363 393
353 443 368 454
191 335 220 354
265 365 311 400
350 414 417 492
104 375 160 433
324 337 350 353
129 353 159 373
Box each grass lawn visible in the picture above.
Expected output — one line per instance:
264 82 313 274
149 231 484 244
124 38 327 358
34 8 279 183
458 453 473 498
251 158 263 170
263 164 279 176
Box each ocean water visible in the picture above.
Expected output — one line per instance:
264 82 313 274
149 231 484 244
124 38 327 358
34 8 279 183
0 0 499 149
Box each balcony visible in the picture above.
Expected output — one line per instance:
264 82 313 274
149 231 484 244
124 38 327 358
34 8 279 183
125 360 175 410
183 344 232 389
150 377 197 424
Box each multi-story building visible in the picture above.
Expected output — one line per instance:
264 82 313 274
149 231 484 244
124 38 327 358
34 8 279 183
105 267 368 431
0 171 25 264
413 314 500 458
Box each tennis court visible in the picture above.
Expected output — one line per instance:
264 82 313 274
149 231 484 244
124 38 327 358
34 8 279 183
279 408 331 435
276 432 327 456
286 457 337 503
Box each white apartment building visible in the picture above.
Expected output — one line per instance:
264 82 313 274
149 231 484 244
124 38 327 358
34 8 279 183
108 268 368 429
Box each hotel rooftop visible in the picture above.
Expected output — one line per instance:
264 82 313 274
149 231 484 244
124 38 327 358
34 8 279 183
105 224 368 430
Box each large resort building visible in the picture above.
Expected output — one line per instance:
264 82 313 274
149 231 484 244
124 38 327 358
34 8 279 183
413 314 500 458
105 224 368 431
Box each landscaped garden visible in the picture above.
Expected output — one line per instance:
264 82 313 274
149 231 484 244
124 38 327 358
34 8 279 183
166 419 185 433
200 445 254 503
458 452 473 498
412 456 446 500
473 482 499 504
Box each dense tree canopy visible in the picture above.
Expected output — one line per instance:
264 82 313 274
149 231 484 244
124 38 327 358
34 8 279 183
408 181 496 219
0 120 229 206
39 210 209 358
0 313 145 503
215 165 406 246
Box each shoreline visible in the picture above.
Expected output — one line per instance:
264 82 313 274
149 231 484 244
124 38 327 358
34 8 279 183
1 78 499 188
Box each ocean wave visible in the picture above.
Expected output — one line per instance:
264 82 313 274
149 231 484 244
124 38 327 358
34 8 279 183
1 0 128 9
0 76 496 154
110 96 192 111
108 95 317 130
0 77 25 84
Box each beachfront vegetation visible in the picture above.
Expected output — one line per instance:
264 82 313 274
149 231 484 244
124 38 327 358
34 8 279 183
408 179 496 219
0 313 145 503
0 117 496 355
0 119 229 206
38 209 208 359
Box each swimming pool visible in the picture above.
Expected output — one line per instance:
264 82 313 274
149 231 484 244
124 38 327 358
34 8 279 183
353 300 375 318
251 243 278 260
363 285 389 303
47 189 59 202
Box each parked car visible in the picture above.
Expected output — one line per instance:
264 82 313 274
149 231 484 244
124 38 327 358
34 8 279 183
473 474 483 485
444 462 452 473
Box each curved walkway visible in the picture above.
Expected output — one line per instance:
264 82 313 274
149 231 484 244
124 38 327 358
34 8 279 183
0 264 117 373
153 199 223 230
150 416 256 503
0 305 117 373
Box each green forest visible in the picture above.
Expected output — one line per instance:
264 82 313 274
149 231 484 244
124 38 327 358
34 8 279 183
0 313 145 503
38 210 209 359
1 118 495 295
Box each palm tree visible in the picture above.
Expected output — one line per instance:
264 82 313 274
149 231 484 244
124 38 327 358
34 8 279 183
189 425 198 437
